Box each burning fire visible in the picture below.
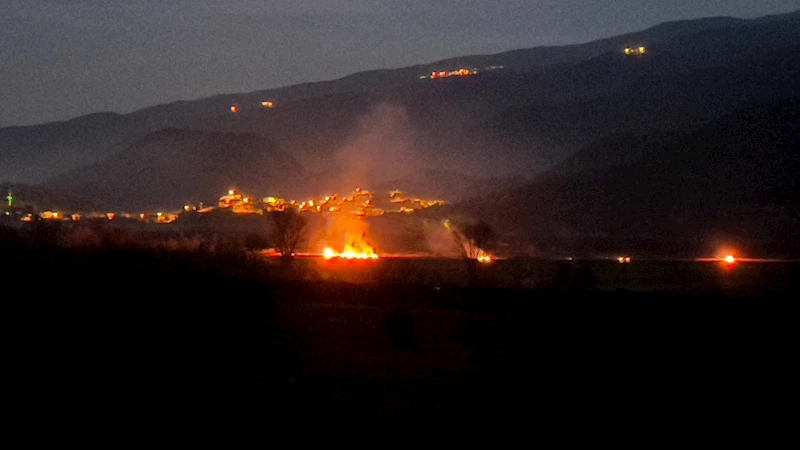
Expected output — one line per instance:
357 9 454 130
323 245 379 260
323 232 379 260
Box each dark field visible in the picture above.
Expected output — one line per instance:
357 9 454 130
4 235 796 425
264 255 800 295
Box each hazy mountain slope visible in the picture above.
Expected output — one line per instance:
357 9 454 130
373 169 526 203
205 41 799 182
0 182 95 212
488 42 799 164
455 97 800 257
37 40 800 211
2 10 796 185
0 113 152 184
202 12 799 179
46 129 306 211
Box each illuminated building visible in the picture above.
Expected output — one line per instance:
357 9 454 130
623 46 647 55
156 212 178 224
428 68 476 79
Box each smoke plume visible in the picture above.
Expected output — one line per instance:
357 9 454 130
332 102 422 191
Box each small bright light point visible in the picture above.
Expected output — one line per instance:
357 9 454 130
724 255 736 264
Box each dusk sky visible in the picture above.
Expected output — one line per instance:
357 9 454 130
2 0 798 127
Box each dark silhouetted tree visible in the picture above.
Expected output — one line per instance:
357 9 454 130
269 209 308 257
445 219 493 260
445 219 494 285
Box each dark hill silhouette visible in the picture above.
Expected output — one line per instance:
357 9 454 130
2 10 797 188
373 169 526 203
46 129 306 211
162 10 800 181
456 97 800 258
0 112 147 185
0 182 94 212
202 44 799 184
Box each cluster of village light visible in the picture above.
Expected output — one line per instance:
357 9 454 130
4 187 459 261
224 187 445 217
426 68 476 79
4 186 446 225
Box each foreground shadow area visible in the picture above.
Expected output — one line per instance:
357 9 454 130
3 242 796 425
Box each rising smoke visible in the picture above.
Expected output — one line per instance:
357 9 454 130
332 102 423 191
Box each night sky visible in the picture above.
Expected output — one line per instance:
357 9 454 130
2 0 798 127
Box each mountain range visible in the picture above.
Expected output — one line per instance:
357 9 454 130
452 97 799 257
1 10 797 256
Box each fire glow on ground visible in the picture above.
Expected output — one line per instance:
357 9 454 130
260 250 497 262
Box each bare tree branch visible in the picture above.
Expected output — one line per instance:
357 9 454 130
445 219 493 260
269 209 308 256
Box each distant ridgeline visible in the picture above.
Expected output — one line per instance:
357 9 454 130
1 9 798 259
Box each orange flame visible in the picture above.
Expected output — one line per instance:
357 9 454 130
323 245 379 260
323 232 379 260
476 249 493 263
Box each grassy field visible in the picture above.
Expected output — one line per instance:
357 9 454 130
3 234 796 424
262 254 799 296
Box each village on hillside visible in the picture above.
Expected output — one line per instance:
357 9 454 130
1 186 446 226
